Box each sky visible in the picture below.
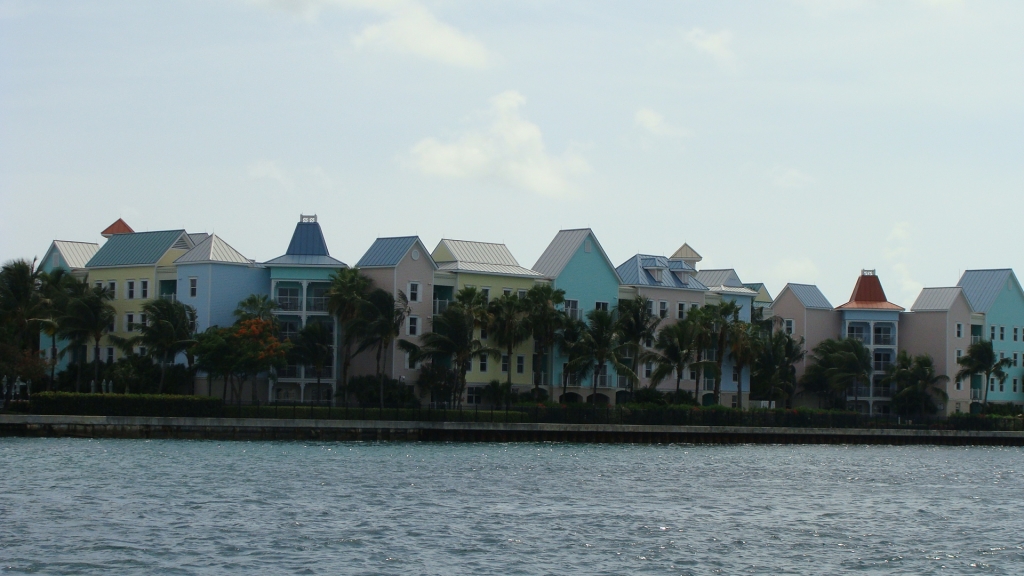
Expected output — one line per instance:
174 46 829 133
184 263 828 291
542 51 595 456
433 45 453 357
1 0 1022 309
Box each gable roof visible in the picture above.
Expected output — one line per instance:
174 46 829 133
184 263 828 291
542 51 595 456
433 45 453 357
101 218 134 237
695 269 744 288
433 239 540 277
47 241 100 270
532 228 621 282
779 283 833 310
836 271 904 311
671 243 702 261
265 217 347 267
616 254 707 290
357 236 431 268
957 269 1019 313
86 230 191 268
911 287 970 312
175 234 251 265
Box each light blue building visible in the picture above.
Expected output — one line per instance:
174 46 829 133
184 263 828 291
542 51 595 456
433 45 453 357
957 269 1024 406
37 240 100 373
266 215 347 403
694 268 759 406
533 228 622 404
174 234 270 334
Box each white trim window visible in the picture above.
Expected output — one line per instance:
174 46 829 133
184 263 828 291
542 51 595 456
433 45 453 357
1014 353 1019 367
595 301 609 312
407 316 419 336
503 288 512 297
1015 327 1020 342
518 289 528 299
126 313 135 332
784 319 795 335
956 323 963 338
1000 326 1005 341
516 355 525 374
140 279 149 299
408 282 420 303
481 287 490 302
107 281 116 299
479 354 488 372
127 280 135 299
677 302 686 319
659 301 668 319
406 353 419 370
139 313 147 328
105 347 115 364
644 361 653 379
501 354 510 373
991 326 996 340
189 277 198 298
955 378 962 391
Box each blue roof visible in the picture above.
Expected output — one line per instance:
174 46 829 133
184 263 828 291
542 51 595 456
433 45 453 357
357 236 419 267
86 230 187 267
616 254 707 290
264 254 346 267
957 269 1017 313
286 221 330 256
783 284 833 310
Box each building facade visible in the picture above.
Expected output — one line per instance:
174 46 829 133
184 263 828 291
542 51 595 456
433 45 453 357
957 269 1024 406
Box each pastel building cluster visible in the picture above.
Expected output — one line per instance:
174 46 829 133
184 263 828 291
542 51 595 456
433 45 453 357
39 216 1024 412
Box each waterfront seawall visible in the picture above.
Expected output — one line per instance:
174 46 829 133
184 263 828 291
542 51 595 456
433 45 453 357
2 414 1023 445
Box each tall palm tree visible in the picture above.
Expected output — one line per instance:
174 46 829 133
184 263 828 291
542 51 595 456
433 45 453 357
708 300 740 405
488 294 531 388
648 320 697 394
567 309 633 405
751 330 805 406
327 268 374 407
614 296 659 396
801 338 871 410
727 318 757 410
289 320 335 403
0 258 42 353
234 293 279 324
884 351 949 417
525 284 565 399
58 285 115 390
556 316 589 401
34 269 82 389
955 339 1013 406
358 288 410 408
112 298 198 393
687 306 718 404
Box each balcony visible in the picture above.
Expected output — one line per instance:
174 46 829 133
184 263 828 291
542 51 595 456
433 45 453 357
306 297 329 313
873 335 894 346
433 299 449 315
565 308 583 321
971 335 981 344
532 372 548 386
280 330 298 342
971 388 982 401
279 365 300 379
847 387 871 398
873 361 893 372
305 365 334 379
846 333 869 345
278 296 301 312
159 293 177 302
874 386 894 398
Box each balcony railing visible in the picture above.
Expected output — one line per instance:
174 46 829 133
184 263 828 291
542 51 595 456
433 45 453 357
280 331 298 342
873 361 893 372
873 335 894 346
305 365 334 379
278 296 301 311
971 335 981 344
565 308 583 321
533 372 547 386
433 299 449 315
847 333 868 344
159 293 177 302
279 365 300 378
847 387 872 398
874 386 894 398
971 388 982 401
306 297 328 313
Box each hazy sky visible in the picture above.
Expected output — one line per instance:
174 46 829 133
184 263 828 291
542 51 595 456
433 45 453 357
2 0 1022 308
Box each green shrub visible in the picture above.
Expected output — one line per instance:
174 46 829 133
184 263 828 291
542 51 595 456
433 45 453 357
29 392 223 418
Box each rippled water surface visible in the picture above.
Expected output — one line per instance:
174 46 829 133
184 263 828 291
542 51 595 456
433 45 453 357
1 439 1022 575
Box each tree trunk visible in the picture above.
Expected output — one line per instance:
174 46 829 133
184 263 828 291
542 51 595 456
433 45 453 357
49 335 57 392
376 344 384 409
736 365 743 410
158 358 167 394
507 343 514 386
93 339 101 387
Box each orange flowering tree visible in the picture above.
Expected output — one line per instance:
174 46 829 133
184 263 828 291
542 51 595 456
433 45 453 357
229 318 289 403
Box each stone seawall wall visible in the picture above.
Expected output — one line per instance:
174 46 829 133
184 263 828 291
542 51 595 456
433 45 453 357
3 415 1024 445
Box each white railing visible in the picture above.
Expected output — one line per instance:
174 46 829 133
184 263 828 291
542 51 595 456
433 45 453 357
433 299 449 315
971 336 981 344
278 296 301 311
159 293 177 302
565 308 583 321
873 361 893 372
874 335 894 345
306 297 329 313
971 388 982 401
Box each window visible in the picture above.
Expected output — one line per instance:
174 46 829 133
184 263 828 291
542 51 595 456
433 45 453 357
645 300 654 316
138 347 147 357
991 326 996 340
408 282 420 302
501 355 510 373
95 281 102 290
406 353 419 370
481 288 490 302
784 319 794 335
139 313 146 327
595 301 609 312
999 381 1004 392
127 281 135 299
467 386 482 405
1014 379 1019 393
407 316 419 336
689 367 697 380
990 378 995 391
105 347 114 364
644 361 653 378
677 302 686 319
517 355 525 374
956 349 963 361
955 378 962 391
564 300 579 320
1013 326 1019 341
1014 353 1019 367
848 325 866 342
518 289 527 299
126 313 135 332
503 288 512 297
691 303 699 310
644 336 653 348
732 368 740 383
189 278 197 298
107 318 115 333
956 323 963 338
479 354 488 372
464 359 472 373
108 281 116 298
480 326 488 340
1000 326 1005 341
659 301 668 319
141 280 149 299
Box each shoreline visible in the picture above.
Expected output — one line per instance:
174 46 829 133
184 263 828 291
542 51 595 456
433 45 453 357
2 414 1023 445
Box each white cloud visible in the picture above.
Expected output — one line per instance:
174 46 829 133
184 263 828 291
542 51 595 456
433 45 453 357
768 165 816 189
634 107 689 137
254 0 489 68
884 221 923 306
410 91 590 197
685 28 735 67
773 258 821 284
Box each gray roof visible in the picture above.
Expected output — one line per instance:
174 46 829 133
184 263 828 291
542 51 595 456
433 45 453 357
435 239 520 266
175 234 251 265
616 254 706 290
707 285 758 296
50 241 100 269
357 236 421 268
86 230 190 268
695 269 744 288
264 254 346 267
188 233 209 246
532 228 621 282
437 261 542 277
780 283 833 310
957 269 1018 313
910 287 968 312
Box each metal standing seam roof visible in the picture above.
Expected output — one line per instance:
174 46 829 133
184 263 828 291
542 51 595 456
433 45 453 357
285 221 330 256
50 241 100 269
910 287 968 312
85 230 189 268
188 233 210 246
435 239 520 266
707 285 759 296
532 228 622 283
100 218 134 237
671 243 702 261
781 283 834 310
436 261 543 277
694 269 744 289
356 236 421 268
836 272 904 311
957 269 1017 313
264 254 347 267
175 235 251 265
616 254 706 290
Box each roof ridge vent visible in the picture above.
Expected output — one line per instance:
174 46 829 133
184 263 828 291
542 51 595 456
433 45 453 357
300 214 317 223
862 269 876 276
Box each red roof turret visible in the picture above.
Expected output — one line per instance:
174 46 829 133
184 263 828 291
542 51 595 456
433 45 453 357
101 218 134 238
836 269 904 310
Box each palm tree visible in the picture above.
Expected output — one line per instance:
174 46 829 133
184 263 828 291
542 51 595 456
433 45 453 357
400 300 497 408
956 340 1013 406
34 269 82 389
727 319 757 410
567 309 633 405
111 298 198 393
488 294 531 388
614 296 659 397
525 284 566 399
751 330 805 406
686 305 718 405
884 351 949 417
58 285 115 391
0 259 42 353
707 301 740 405
556 316 589 401
358 288 410 408
234 293 279 324
648 320 697 394
800 338 871 410
327 268 374 407
289 320 335 403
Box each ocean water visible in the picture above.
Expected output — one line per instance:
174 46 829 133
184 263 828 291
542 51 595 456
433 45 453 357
0 439 1022 575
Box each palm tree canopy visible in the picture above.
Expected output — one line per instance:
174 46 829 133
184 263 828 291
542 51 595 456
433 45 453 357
234 293 279 324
